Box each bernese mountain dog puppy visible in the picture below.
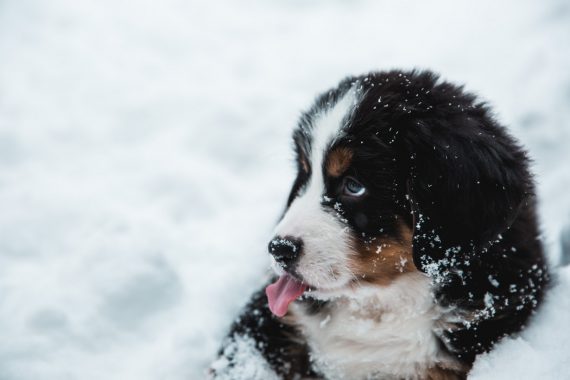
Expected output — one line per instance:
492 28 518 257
211 70 549 380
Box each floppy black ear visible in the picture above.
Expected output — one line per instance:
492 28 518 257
400 112 533 272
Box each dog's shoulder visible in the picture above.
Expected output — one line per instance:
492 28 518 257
211 284 316 379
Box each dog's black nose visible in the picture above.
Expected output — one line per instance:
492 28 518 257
268 237 302 269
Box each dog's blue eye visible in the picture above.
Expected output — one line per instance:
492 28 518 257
344 177 365 197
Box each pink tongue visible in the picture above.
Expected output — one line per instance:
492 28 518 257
265 274 307 317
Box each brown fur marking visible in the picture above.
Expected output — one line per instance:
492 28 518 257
300 154 310 174
325 147 353 177
425 365 467 380
348 223 416 286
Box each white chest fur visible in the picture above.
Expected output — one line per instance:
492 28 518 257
291 272 457 380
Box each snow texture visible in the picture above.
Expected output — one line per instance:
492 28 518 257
210 335 279 380
0 0 569 379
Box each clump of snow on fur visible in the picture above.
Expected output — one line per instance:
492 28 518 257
470 266 570 379
210 335 279 380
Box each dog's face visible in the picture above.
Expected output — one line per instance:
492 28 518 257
271 87 414 295
268 70 531 300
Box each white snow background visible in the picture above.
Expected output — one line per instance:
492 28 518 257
1 0 569 379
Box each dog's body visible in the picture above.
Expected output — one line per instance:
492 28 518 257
211 70 549 379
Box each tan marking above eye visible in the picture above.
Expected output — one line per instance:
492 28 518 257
326 147 353 177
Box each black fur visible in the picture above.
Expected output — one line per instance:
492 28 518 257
212 69 549 378
213 287 317 378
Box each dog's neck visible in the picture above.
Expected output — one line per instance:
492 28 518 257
289 272 463 380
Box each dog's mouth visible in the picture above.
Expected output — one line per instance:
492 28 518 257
265 273 308 317
265 272 351 317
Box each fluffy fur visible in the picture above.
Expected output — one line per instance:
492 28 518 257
211 69 549 380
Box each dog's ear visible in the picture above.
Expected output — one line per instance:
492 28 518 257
399 114 533 271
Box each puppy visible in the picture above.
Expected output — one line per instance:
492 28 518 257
211 70 549 380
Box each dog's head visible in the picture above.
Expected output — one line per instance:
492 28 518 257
266 70 531 315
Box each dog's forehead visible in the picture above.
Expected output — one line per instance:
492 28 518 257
298 86 361 168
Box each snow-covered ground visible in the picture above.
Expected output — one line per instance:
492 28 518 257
0 0 569 378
